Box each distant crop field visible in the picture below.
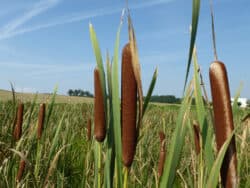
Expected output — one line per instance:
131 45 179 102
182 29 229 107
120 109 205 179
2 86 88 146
0 89 93 104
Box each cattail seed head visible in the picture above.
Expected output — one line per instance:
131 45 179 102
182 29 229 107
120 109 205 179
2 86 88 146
87 118 92 141
209 61 237 188
16 159 26 183
158 131 166 177
94 68 106 142
121 43 138 167
13 103 24 141
37 103 46 140
193 120 201 155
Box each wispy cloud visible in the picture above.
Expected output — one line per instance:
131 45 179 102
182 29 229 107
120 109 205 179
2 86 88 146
0 0 61 40
0 0 174 40
0 61 94 77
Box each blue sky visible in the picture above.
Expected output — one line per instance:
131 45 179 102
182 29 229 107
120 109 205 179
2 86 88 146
0 0 249 98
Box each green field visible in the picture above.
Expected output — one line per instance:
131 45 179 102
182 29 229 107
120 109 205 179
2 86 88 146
0 92 249 187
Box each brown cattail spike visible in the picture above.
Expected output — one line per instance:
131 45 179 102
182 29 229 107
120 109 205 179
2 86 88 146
209 61 237 188
94 68 106 142
121 43 137 168
16 159 26 183
87 118 92 141
193 121 201 155
13 103 24 141
158 131 166 177
37 103 46 140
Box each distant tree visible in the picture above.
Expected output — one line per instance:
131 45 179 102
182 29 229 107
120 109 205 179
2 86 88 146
67 89 93 98
68 89 73 96
149 95 181 104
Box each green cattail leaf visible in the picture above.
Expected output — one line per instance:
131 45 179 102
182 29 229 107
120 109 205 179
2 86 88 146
160 81 193 188
89 23 107 114
142 67 158 118
104 51 115 188
184 0 200 92
206 130 235 188
111 20 123 187
106 51 112 102
193 46 214 171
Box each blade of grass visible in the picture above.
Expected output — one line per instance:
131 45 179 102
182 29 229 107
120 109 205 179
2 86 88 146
206 130 236 188
44 86 58 129
142 68 158 118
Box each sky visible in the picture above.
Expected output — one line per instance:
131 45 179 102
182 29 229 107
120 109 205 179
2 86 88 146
0 0 249 98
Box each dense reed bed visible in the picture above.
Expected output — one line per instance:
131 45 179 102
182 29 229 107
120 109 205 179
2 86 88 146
0 101 249 187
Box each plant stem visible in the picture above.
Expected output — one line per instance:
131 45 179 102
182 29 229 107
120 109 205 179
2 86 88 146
123 167 128 188
98 142 102 188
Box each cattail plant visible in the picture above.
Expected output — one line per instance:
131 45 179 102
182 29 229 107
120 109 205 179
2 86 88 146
37 103 46 140
87 118 92 141
121 43 138 168
209 61 237 188
193 120 201 155
94 68 106 142
16 158 26 183
158 131 166 177
13 103 24 141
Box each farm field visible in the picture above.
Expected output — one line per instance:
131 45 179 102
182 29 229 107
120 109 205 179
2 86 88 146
0 92 249 187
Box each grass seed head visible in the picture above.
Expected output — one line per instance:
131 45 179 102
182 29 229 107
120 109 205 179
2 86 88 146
121 43 138 168
193 120 201 155
13 103 24 141
94 68 106 142
209 61 237 188
37 103 46 140
16 159 26 183
158 131 166 177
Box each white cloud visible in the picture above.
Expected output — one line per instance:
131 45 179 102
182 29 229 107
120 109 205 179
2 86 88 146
0 61 94 77
0 0 174 40
0 0 61 40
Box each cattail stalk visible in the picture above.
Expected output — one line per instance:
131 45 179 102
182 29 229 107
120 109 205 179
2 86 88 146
13 103 24 141
121 43 137 168
94 68 106 142
16 159 26 183
87 118 92 141
37 103 46 140
158 131 166 177
209 61 237 188
193 121 201 155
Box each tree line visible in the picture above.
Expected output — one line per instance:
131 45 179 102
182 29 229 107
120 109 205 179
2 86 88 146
67 89 250 107
67 89 182 104
67 89 93 97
